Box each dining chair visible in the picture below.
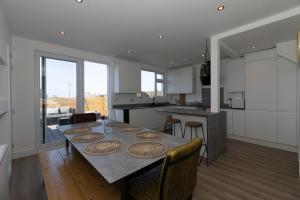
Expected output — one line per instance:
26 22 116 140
71 113 97 124
129 137 203 200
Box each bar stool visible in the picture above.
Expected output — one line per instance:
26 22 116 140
183 121 208 166
164 116 183 137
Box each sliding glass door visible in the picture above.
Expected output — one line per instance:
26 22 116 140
37 53 109 145
40 57 77 144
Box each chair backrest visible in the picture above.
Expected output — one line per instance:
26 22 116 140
159 138 203 200
71 113 97 124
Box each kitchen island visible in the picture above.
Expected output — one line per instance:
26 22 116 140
156 107 227 165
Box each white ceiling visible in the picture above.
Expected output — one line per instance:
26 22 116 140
222 14 300 57
2 0 300 67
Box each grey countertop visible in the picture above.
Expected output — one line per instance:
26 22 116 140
156 107 221 116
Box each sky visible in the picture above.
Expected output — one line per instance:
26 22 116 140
45 59 108 97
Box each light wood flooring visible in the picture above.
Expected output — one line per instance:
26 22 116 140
10 139 300 200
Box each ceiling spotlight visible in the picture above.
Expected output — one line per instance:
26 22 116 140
75 0 83 3
252 46 256 49
217 6 225 11
59 31 66 36
159 35 165 39
170 61 174 64
201 54 205 57
183 58 188 61
127 50 131 53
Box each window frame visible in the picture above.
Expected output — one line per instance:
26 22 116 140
141 69 165 97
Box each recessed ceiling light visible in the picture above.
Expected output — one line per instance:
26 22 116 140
217 6 225 11
170 61 174 64
59 31 66 36
183 58 188 61
252 46 256 49
127 50 131 53
75 0 83 3
159 35 165 39
201 54 205 57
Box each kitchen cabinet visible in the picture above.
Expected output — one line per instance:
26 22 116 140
221 109 232 134
232 110 246 137
221 58 245 92
167 67 194 94
278 112 297 146
277 57 298 146
245 53 277 111
129 107 168 129
246 110 277 142
114 59 141 93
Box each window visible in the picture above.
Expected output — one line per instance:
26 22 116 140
141 70 165 97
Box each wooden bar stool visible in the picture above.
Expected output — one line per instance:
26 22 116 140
183 121 208 166
164 116 183 137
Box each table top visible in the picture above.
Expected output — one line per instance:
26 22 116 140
57 121 188 184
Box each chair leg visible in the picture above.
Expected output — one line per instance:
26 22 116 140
183 125 187 138
195 127 198 138
173 123 176 136
190 127 192 141
179 122 183 138
199 126 208 166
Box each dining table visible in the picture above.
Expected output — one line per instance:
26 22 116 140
57 120 188 200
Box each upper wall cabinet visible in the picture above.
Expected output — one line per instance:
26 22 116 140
114 59 141 93
167 67 195 94
221 58 245 92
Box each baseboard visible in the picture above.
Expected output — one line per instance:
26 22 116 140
227 134 298 153
13 143 65 159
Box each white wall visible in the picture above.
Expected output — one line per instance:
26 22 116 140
11 36 168 158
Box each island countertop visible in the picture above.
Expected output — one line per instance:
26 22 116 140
155 106 223 117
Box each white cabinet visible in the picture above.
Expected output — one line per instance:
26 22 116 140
246 56 277 111
129 107 168 129
221 109 232 134
114 59 141 93
221 58 245 92
167 67 194 94
232 110 246 137
277 57 298 146
277 112 297 146
246 110 277 142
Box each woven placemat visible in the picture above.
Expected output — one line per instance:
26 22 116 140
136 131 162 140
84 140 122 155
128 142 167 158
70 133 105 143
119 127 143 133
64 127 91 135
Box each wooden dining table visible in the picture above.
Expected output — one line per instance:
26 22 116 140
57 120 188 200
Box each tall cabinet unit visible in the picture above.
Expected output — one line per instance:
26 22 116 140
245 50 278 143
277 57 298 146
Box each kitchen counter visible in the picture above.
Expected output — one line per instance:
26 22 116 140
157 107 227 166
155 107 217 116
113 103 171 110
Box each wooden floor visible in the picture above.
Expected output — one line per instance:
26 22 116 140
10 139 300 200
194 139 300 200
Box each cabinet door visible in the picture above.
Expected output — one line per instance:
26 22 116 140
114 60 141 93
278 112 297 146
232 110 245 137
246 58 277 111
167 67 194 94
277 58 297 113
246 110 277 142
